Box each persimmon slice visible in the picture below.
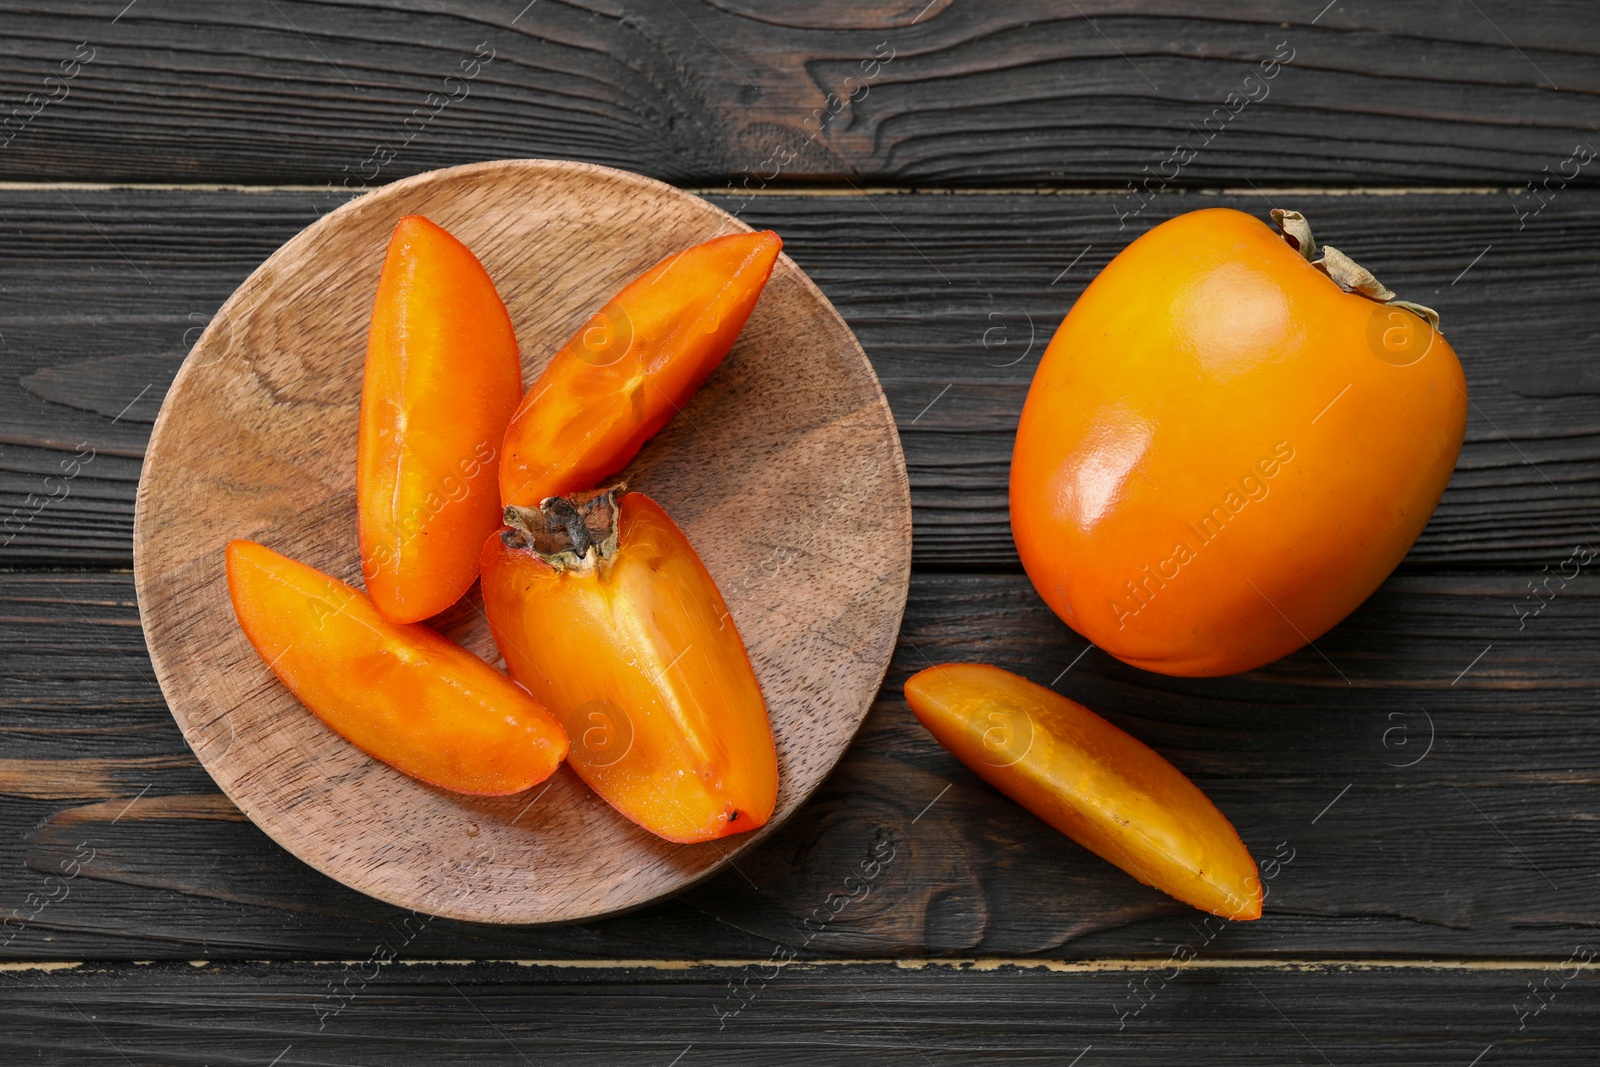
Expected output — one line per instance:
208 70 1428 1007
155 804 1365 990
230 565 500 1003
358 215 524 623
905 662 1261 919
498 231 782 508
226 539 568 796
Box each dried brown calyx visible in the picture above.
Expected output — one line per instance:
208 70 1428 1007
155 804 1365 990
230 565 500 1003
502 484 623 571
1271 209 1442 332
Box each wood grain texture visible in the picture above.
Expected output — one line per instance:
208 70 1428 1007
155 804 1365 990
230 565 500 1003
3 4 1597 1054
131 160 911 923
4 569 1597 961
3 959 1597 1065
0 2 1596 187
3 188 1596 568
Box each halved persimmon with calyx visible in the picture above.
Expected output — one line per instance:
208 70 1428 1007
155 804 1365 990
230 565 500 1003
480 486 778 844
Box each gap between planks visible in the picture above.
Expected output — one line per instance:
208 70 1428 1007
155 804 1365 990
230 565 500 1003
0 957 1590 974
0 181 1521 197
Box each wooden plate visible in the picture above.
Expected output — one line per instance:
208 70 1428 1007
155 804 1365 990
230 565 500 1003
133 160 911 924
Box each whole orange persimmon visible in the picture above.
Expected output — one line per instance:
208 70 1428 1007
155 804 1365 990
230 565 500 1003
1011 208 1467 677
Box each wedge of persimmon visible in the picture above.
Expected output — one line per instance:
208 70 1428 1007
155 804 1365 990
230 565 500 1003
498 230 782 508
358 214 524 623
226 540 567 795
480 487 778 843
905 663 1261 919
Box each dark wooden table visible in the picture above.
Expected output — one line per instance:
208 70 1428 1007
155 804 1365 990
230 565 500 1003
3 3 1597 1063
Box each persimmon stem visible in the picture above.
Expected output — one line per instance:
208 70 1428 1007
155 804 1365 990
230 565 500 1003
1273 209 1317 259
502 484 624 571
1271 208 1442 332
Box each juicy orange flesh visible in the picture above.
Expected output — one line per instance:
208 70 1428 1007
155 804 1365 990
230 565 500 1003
481 494 778 842
905 663 1261 919
226 539 567 795
357 214 524 623
499 231 782 508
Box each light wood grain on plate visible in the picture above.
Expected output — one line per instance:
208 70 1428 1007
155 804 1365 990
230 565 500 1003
132 159 911 924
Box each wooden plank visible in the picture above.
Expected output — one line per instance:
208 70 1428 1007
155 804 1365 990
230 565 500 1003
0 2 1595 187
2 188 1596 568
2 569 1597 961
1 959 1597 1064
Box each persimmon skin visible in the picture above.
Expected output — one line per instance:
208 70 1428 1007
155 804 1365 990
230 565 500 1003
480 492 778 844
905 663 1261 920
225 540 568 796
358 215 523 623
499 231 782 509
1010 208 1467 676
